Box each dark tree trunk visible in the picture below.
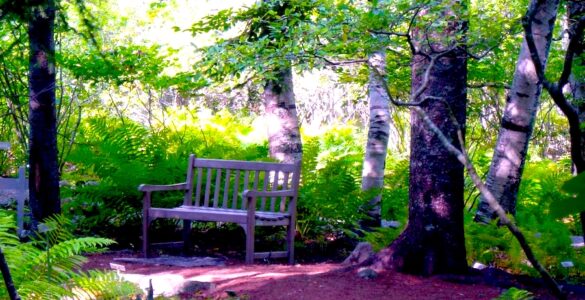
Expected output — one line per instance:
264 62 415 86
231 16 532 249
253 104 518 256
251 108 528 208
263 67 302 163
568 0 585 241
28 0 60 223
475 0 559 221
377 1 468 275
0 246 20 300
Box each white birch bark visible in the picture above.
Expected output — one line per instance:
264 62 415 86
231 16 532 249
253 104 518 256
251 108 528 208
475 0 560 221
263 67 303 163
361 51 391 226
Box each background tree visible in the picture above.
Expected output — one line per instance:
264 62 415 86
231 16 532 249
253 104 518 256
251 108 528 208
523 0 585 238
189 0 319 163
27 0 61 223
475 0 560 221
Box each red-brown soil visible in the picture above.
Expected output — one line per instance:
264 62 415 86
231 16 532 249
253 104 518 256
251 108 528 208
83 251 583 300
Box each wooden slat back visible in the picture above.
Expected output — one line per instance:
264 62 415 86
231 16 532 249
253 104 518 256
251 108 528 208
183 154 196 206
186 156 301 213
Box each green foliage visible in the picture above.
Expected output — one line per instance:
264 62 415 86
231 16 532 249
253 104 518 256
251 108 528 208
495 287 534 300
361 227 402 252
465 160 584 279
380 157 409 222
0 211 140 299
62 109 268 246
298 126 368 239
550 172 585 219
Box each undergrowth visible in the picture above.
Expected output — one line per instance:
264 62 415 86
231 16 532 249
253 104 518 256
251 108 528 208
48 109 584 279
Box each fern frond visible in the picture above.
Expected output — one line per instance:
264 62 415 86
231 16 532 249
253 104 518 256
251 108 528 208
68 270 141 299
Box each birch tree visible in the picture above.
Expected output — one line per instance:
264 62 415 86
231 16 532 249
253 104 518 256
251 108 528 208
475 0 560 222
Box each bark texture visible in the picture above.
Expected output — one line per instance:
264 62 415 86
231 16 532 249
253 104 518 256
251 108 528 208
361 51 391 226
475 0 560 221
378 2 468 275
263 67 302 163
28 0 61 223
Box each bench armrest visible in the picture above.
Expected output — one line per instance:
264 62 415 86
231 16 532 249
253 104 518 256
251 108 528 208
241 189 295 198
138 183 188 192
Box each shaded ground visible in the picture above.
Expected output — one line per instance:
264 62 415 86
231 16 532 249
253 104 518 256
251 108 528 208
83 251 584 300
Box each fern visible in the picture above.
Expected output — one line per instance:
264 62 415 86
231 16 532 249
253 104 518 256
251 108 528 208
495 287 534 300
0 210 140 299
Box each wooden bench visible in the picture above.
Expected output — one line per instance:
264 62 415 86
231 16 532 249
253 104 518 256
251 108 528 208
139 154 301 264
0 142 27 237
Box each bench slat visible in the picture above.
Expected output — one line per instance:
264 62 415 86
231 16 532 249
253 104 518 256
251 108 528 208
281 172 290 212
149 207 290 225
195 167 203 206
270 170 278 212
251 171 259 209
184 155 195 206
203 168 212 207
242 170 250 209
232 170 240 209
254 251 288 259
223 169 230 208
194 159 297 172
213 168 221 208
260 171 269 211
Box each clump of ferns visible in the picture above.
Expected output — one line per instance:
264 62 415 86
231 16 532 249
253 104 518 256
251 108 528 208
0 211 140 299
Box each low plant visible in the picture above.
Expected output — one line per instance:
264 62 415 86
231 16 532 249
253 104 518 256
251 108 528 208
0 211 140 299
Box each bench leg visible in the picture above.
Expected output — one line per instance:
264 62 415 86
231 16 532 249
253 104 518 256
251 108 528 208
245 222 255 264
142 217 150 258
287 223 295 265
182 220 192 256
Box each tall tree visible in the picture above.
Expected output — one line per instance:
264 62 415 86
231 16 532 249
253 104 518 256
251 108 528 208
361 50 390 227
28 0 61 223
376 0 469 275
189 0 312 164
475 0 560 222
263 67 303 163
257 1 302 164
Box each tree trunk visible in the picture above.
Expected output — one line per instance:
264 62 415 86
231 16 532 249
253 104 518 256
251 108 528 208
475 0 560 222
28 0 61 224
361 50 390 227
0 246 20 300
262 67 302 164
377 2 468 275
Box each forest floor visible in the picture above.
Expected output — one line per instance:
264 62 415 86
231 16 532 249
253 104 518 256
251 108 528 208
83 251 585 300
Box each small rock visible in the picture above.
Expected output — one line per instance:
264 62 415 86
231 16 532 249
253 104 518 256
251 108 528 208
357 267 378 279
571 236 584 248
181 280 215 294
109 263 126 272
343 242 374 266
561 261 574 268
381 220 401 228
472 262 487 270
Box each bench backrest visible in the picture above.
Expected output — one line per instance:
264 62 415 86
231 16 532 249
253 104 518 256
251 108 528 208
0 142 27 235
183 155 301 213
